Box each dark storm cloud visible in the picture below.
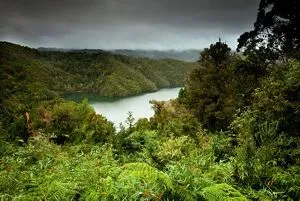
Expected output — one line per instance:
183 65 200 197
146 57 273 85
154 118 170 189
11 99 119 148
0 0 260 49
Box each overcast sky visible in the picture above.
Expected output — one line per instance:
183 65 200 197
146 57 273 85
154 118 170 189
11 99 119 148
0 0 260 50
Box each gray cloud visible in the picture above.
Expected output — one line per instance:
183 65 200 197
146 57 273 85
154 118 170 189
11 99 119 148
0 0 260 49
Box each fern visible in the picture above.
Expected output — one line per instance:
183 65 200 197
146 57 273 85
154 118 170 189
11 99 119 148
117 163 174 200
199 183 248 201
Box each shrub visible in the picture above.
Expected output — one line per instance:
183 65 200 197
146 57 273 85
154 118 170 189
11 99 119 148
36 99 115 144
199 183 248 201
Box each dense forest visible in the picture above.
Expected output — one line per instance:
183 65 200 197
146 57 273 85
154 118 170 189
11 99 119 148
1 0 300 200
1 42 193 98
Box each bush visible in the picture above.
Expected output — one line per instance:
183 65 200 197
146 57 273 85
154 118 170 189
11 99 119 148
156 136 197 165
200 183 248 201
36 99 115 144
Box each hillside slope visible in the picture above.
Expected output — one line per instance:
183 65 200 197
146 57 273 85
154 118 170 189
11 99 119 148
1 42 194 99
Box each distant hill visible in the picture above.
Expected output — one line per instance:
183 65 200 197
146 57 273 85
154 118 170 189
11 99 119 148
1 42 195 103
38 47 201 62
110 49 201 62
38 47 106 54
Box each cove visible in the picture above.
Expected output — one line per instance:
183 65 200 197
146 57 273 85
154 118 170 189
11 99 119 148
90 87 181 127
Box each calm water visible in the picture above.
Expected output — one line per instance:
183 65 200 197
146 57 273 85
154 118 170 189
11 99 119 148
91 88 181 126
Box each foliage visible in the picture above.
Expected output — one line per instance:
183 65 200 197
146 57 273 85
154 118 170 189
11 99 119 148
1 42 193 100
156 135 197 164
232 58 267 108
36 99 115 144
0 136 120 200
237 0 300 60
150 99 203 139
117 163 174 200
182 41 237 130
230 61 300 200
200 183 248 201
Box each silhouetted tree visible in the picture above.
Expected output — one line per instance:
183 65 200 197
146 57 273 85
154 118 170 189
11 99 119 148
237 0 300 61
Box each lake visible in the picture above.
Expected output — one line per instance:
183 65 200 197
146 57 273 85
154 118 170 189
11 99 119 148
90 87 181 127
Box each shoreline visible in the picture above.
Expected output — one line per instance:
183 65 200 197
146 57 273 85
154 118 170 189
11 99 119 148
63 86 183 103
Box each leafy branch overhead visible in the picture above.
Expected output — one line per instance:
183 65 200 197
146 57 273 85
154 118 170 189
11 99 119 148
237 0 300 60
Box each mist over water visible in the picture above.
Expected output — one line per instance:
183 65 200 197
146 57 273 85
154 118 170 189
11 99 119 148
91 88 181 127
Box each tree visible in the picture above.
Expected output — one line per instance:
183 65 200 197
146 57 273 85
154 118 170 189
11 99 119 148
183 41 237 130
232 58 267 108
199 38 231 67
237 0 300 61
125 111 135 133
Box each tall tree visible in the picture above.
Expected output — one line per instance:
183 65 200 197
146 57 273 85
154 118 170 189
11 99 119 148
237 0 300 61
183 41 237 130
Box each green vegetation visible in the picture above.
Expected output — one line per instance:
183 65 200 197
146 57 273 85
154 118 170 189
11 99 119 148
1 42 193 98
1 0 300 200
179 40 237 130
237 0 300 60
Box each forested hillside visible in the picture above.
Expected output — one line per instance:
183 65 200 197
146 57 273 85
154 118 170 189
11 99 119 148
1 42 192 98
1 0 300 200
